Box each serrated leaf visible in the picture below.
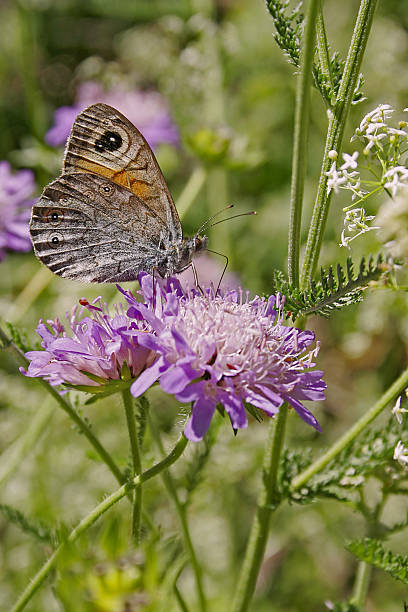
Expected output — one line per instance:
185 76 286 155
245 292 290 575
272 254 392 321
347 538 408 585
265 1 364 105
0 503 54 545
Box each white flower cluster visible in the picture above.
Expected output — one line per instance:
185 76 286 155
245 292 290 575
326 104 408 248
392 392 408 469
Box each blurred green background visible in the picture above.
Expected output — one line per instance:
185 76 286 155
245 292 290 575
1 0 408 610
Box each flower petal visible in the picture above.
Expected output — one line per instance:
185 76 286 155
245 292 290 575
184 396 216 441
130 357 164 397
284 394 322 432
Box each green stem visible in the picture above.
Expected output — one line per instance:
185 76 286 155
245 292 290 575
350 560 372 609
232 405 288 612
177 166 207 220
11 433 188 612
288 0 320 287
148 412 206 612
291 365 408 490
0 323 125 489
122 390 143 542
300 0 378 288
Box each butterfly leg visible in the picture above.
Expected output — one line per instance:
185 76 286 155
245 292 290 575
205 248 229 296
191 260 204 295
152 266 157 311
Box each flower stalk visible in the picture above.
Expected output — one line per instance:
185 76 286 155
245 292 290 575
122 389 143 542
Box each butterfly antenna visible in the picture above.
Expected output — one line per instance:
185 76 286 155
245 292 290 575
195 204 234 236
209 210 257 229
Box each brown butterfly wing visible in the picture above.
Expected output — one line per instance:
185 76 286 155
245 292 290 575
63 102 182 239
30 173 174 283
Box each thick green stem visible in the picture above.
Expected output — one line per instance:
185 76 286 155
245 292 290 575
288 0 320 286
301 0 378 288
11 433 188 612
122 390 143 542
148 412 207 612
0 323 126 489
232 405 288 612
291 365 408 490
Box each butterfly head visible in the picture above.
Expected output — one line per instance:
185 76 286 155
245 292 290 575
176 233 208 272
157 234 207 277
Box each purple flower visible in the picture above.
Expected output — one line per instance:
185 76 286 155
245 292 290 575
21 297 156 388
0 162 35 260
122 275 326 442
46 81 179 149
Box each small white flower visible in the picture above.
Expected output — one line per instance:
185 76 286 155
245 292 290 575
339 230 351 248
362 131 387 154
387 127 408 138
340 152 359 171
391 395 408 424
383 166 408 197
328 150 338 160
394 440 408 468
326 162 347 194
356 104 394 136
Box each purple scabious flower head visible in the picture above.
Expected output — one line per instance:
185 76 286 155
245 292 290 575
0 161 35 260
121 275 326 442
21 297 156 389
45 81 180 149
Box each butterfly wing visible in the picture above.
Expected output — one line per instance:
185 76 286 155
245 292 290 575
30 173 173 283
62 103 182 242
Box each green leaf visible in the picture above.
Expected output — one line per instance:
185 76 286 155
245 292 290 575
272 254 393 320
265 1 365 106
0 503 55 545
347 538 408 585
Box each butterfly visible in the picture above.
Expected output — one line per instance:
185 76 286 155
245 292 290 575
30 103 207 283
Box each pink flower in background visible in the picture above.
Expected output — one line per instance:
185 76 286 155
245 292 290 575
45 82 179 149
0 162 35 261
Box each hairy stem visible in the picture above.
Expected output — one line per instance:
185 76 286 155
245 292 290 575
122 389 143 542
232 405 288 612
11 433 188 612
288 0 320 286
350 560 372 609
301 0 378 288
